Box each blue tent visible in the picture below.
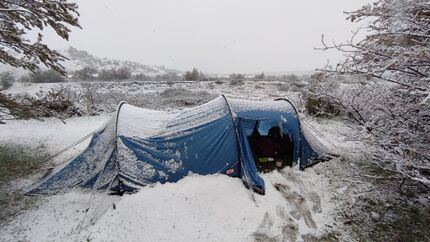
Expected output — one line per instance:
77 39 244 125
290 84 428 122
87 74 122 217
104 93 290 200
29 96 333 195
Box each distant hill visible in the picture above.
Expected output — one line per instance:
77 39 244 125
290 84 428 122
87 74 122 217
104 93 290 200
0 47 181 77
60 47 180 77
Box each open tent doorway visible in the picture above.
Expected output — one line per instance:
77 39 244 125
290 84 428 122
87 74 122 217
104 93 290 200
247 120 294 173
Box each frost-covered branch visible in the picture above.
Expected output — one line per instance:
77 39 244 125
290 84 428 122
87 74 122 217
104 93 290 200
0 0 81 75
314 0 430 185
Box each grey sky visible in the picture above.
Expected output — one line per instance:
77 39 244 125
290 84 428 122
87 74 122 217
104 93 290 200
45 0 373 74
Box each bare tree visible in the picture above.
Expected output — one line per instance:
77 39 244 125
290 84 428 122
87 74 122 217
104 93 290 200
0 0 81 75
316 0 430 184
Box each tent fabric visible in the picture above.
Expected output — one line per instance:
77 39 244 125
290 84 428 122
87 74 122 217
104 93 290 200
29 121 118 194
237 118 265 194
29 96 333 195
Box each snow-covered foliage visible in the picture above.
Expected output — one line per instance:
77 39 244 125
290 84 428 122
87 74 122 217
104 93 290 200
320 0 429 90
0 1 80 75
0 87 82 124
316 0 430 184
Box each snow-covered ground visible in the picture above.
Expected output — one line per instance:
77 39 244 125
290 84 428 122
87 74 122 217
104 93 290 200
0 80 364 242
4 80 305 110
0 115 109 154
0 170 334 242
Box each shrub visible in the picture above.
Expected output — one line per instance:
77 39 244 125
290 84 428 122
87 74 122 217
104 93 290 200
134 73 151 81
73 67 97 80
304 94 340 117
254 72 265 80
230 79 244 86
80 83 98 115
184 68 203 81
24 69 65 83
1 87 82 123
286 74 300 82
99 67 131 81
33 88 82 117
229 73 245 80
155 72 182 82
0 72 14 90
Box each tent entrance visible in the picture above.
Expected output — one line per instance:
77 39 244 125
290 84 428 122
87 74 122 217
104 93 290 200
247 120 294 173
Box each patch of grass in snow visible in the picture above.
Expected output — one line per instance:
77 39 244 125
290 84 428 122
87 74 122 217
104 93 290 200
0 190 40 225
0 144 49 186
0 144 49 225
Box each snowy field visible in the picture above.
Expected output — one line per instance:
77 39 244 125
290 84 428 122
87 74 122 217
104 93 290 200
0 80 379 242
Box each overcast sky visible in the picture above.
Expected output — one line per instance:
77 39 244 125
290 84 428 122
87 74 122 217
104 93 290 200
45 0 374 74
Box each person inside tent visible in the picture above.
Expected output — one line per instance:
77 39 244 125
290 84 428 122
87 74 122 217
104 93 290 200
249 124 293 172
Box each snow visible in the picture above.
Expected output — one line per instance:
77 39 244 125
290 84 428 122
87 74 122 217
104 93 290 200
230 98 295 113
1 168 334 242
0 81 342 241
0 114 110 154
118 104 179 138
0 192 91 242
89 175 265 242
0 104 337 241
302 117 363 156
59 47 176 77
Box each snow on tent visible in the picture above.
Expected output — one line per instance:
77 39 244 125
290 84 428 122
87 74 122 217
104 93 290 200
29 96 334 196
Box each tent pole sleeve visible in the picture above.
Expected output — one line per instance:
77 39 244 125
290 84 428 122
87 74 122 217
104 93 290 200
274 98 304 170
114 101 127 193
221 95 243 160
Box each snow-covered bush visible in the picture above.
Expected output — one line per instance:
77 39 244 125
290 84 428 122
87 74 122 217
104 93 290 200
230 79 244 86
0 87 82 123
229 73 245 80
98 67 132 81
317 0 430 184
253 72 265 80
21 69 65 83
73 67 98 81
183 68 204 81
0 72 14 90
80 83 98 115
